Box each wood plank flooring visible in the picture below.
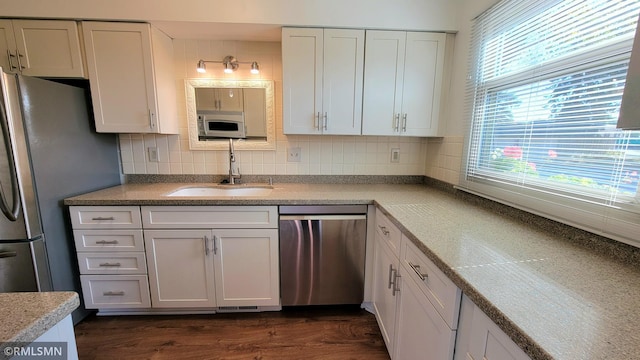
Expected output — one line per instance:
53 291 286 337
74 306 390 360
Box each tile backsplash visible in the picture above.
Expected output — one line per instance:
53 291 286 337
425 136 464 185
118 38 462 183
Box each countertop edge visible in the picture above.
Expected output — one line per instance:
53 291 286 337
3 292 80 344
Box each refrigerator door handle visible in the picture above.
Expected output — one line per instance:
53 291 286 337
0 80 20 221
0 251 17 258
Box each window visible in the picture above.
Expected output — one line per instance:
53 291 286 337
461 0 640 246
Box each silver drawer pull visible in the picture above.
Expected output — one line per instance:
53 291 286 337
408 262 428 281
99 262 122 267
103 291 125 296
91 216 115 221
378 225 390 236
95 240 119 245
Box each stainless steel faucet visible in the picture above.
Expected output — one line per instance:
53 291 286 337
228 138 241 184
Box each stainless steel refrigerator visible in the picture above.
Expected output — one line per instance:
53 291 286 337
0 69 121 322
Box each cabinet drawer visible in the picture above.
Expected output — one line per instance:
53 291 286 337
401 236 461 329
80 275 151 309
73 229 144 252
77 252 147 275
375 210 402 256
70 206 142 229
141 206 278 229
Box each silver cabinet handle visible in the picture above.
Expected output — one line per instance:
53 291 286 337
103 291 125 296
213 235 218 255
323 112 328 130
95 240 119 245
392 272 400 296
394 113 400 131
389 265 400 296
378 225 390 236
402 113 407 132
91 216 115 221
6 50 17 71
99 262 122 267
0 251 17 258
408 262 428 281
204 236 210 256
315 112 321 130
16 52 25 70
148 109 156 129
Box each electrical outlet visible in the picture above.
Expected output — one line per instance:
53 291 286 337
390 148 400 163
287 147 301 162
147 147 159 162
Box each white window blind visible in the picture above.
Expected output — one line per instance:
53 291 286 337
461 0 640 246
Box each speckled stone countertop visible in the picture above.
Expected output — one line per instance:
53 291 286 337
64 183 640 360
0 292 79 343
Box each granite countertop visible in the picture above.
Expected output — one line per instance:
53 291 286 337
64 182 640 360
0 292 79 343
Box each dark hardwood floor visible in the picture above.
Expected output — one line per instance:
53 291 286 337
74 306 390 360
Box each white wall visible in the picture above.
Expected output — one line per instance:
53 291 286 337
0 0 459 32
424 0 500 185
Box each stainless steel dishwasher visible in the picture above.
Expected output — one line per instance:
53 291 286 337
279 205 367 306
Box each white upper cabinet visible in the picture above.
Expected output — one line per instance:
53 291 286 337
0 19 84 77
282 27 364 135
362 31 447 137
82 22 178 134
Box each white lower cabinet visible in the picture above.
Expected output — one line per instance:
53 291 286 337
454 295 531 360
141 206 280 311
31 315 79 360
395 265 456 360
144 229 216 308
372 208 460 359
213 229 280 308
71 205 279 313
372 232 400 353
70 206 151 310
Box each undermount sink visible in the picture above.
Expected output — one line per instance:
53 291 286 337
166 185 273 197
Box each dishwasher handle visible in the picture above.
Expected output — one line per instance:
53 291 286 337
279 214 366 221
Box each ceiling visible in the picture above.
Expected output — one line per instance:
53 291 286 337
151 21 282 41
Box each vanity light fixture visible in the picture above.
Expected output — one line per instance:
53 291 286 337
196 55 260 74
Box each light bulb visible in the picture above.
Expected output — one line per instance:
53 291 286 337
250 61 260 74
196 60 206 73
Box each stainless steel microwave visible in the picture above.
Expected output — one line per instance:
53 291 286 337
197 111 246 140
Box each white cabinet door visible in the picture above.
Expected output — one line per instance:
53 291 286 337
0 19 84 77
394 265 457 360
144 230 216 308
196 88 244 112
0 20 16 72
401 32 446 136
213 228 280 307
322 29 364 135
82 22 177 134
362 30 406 136
282 27 364 135
282 27 322 134
372 232 400 355
362 30 446 137
455 295 531 360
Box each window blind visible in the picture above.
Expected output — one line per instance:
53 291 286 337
461 0 640 246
